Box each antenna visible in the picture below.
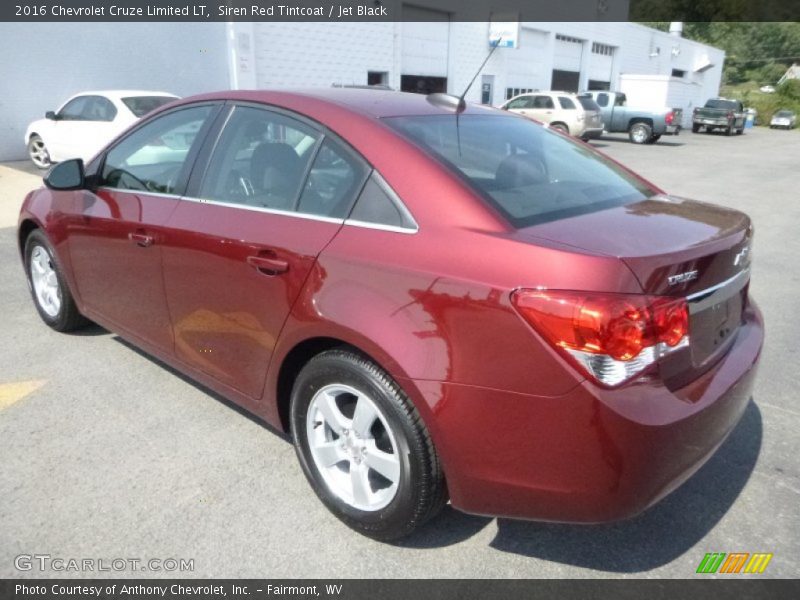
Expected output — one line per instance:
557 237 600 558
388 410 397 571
460 35 503 104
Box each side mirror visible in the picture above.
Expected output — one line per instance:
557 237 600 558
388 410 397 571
44 159 85 191
45 111 57 120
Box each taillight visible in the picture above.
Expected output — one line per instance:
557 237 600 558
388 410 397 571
511 290 689 386
665 111 675 125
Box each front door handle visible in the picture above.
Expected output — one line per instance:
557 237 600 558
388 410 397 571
247 255 289 276
128 232 154 247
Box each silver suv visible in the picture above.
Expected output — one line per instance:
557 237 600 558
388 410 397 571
500 91 604 140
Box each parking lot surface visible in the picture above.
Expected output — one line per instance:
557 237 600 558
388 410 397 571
1 127 798 578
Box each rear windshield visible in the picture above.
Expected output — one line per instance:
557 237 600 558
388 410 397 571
384 114 655 228
705 99 739 110
122 96 176 117
775 110 793 117
577 96 601 111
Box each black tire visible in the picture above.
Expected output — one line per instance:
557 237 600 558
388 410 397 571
290 349 447 540
628 122 652 144
24 229 88 332
737 127 744 135
550 123 569 135
692 123 700 133
725 125 733 136
27 134 51 170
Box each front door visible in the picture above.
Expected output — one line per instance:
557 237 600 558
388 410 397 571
162 105 369 399
67 104 217 351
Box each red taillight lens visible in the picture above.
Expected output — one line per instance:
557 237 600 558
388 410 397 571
665 111 675 125
511 290 689 383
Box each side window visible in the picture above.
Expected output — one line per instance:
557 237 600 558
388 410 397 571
614 94 626 107
101 105 212 194
596 93 609 107
558 97 576 110
506 97 531 110
297 138 369 218
199 106 319 211
82 96 117 122
58 96 90 120
533 96 555 109
349 172 416 230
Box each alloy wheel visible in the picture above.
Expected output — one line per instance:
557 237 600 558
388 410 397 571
29 245 62 318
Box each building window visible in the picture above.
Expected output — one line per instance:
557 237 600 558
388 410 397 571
505 87 536 100
591 42 614 56
556 34 582 44
368 71 389 86
671 69 686 78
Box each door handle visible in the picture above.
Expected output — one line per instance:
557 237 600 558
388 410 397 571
247 255 289 275
128 232 154 247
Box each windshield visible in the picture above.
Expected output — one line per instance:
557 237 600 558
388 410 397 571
775 111 793 117
384 114 656 228
122 96 177 118
577 96 601 111
706 99 739 110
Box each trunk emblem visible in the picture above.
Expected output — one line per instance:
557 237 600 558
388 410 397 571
668 270 699 285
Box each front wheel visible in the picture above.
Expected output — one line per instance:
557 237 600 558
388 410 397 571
24 229 88 331
692 123 700 133
629 122 652 144
28 135 51 169
290 349 447 540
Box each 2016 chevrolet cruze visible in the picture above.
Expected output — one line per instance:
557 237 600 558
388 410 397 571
18 89 763 540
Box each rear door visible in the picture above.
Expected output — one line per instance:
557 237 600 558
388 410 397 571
161 104 370 399
527 94 557 125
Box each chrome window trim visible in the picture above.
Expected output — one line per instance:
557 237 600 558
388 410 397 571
96 186 181 200
342 219 418 235
179 196 345 224
686 268 749 314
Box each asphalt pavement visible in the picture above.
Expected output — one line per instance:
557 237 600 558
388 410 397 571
0 126 798 578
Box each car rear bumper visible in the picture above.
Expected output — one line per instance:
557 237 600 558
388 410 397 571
414 299 763 522
665 124 681 135
580 127 605 140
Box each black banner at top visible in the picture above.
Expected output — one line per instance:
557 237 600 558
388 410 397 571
1 0 800 22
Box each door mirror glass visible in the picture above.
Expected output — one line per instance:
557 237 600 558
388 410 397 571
44 159 85 190
45 111 56 120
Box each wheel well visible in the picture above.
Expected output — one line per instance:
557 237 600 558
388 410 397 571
628 118 654 130
276 337 355 433
550 121 569 133
18 219 38 255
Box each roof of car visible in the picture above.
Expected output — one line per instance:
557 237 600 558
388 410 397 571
182 88 501 119
70 90 179 100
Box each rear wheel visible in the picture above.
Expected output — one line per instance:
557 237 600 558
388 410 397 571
692 123 700 133
290 349 447 540
645 134 662 144
24 229 88 331
628 122 652 144
725 125 733 136
28 135 51 170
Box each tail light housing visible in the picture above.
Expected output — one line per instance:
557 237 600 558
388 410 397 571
511 290 689 386
665 111 675 125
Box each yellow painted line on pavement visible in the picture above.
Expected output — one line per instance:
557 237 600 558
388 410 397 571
0 380 46 410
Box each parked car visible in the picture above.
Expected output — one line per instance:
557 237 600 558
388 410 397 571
25 90 179 169
582 91 682 144
18 89 763 540
759 85 776 94
692 98 746 135
499 91 604 140
770 109 797 129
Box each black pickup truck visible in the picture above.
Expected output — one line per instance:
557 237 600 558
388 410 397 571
692 98 746 135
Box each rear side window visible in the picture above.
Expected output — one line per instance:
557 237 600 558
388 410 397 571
123 96 176 118
101 105 212 194
385 114 655 228
296 138 369 218
595 93 609 107
558 97 576 110
349 173 416 230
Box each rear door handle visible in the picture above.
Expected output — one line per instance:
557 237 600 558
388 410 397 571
128 232 154 247
247 255 289 275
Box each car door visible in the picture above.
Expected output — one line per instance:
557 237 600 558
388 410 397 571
504 95 535 118
66 103 220 352
47 95 92 161
161 104 369 399
527 95 557 125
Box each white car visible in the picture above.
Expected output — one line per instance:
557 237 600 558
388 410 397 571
770 110 797 129
25 90 179 169
499 91 604 140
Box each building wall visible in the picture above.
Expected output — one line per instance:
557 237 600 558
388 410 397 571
0 23 230 161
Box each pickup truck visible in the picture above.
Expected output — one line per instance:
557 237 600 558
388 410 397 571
692 98 746 135
581 91 682 144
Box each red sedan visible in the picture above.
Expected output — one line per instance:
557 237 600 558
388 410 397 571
18 89 762 540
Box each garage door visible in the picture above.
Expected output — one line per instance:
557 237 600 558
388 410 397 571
552 34 583 92
401 5 449 79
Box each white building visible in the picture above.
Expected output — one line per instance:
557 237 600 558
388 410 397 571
0 19 724 161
